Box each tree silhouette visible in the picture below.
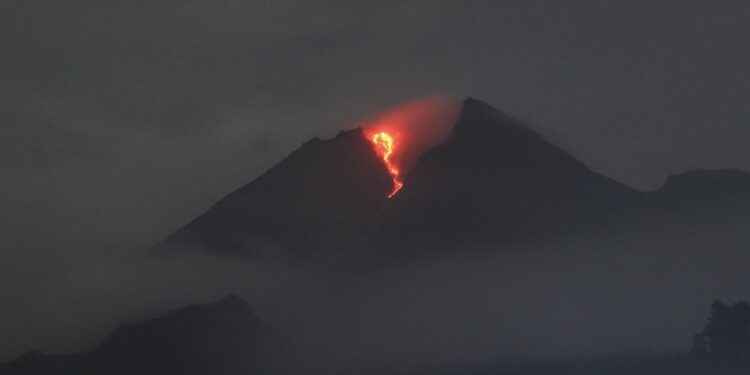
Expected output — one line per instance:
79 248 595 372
692 300 750 361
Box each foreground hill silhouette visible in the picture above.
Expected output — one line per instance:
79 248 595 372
0 296 271 375
155 97 750 265
4 298 750 375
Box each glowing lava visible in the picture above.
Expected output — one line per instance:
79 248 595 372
361 96 460 198
370 131 404 198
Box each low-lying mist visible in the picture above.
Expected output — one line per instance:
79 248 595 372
2 215 749 374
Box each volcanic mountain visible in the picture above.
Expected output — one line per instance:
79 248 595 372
155 97 750 263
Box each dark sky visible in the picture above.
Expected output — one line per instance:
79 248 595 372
1 0 750 362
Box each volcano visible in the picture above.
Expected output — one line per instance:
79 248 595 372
155 97 750 264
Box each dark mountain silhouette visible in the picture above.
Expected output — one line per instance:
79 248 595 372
0 296 271 375
374 98 642 243
158 128 393 262
154 97 750 265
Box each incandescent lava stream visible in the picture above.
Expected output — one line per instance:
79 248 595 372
369 131 404 198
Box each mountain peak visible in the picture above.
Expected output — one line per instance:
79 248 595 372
445 98 554 160
299 127 369 152
334 126 366 141
374 97 639 243
461 97 517 122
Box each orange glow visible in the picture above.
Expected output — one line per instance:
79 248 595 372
360 96 461 199
369 131 404 198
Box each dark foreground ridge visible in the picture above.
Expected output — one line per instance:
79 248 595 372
0 296 271 375
4 298 750 375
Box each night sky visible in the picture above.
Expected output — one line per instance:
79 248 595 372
2 0 750 363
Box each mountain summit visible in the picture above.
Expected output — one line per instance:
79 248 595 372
375 97 641 242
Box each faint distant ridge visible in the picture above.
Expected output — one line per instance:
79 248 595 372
648 168 750 220
657 169 750 198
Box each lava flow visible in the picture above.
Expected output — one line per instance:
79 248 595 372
369 131 404 198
